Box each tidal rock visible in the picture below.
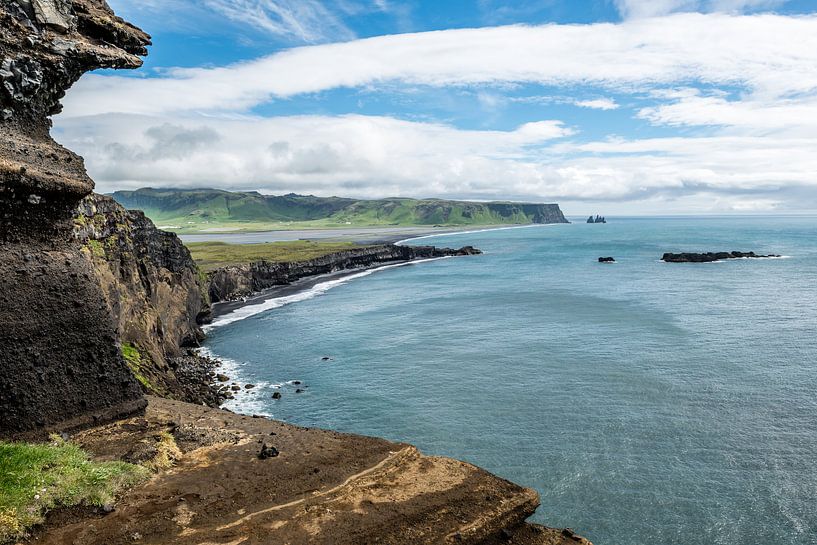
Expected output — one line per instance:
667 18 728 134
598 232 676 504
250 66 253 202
245 384 255 389
271 392 282 400
598 257 616 263
661 251 781 263
216 374 229 382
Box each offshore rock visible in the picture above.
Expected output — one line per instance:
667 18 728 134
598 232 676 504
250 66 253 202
207 244 483 303
0 0 151 438
661 251 781 263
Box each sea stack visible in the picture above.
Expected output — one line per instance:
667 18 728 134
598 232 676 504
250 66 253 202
0 0 151 438
587 215 607 224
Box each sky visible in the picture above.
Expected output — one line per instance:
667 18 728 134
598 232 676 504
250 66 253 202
52 0 817 215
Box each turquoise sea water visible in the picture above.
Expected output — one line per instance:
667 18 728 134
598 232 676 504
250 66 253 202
203 217 817 545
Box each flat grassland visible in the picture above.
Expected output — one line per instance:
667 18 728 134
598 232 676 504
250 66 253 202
188 240 370 272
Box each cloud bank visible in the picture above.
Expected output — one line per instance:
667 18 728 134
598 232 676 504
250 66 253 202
55 12 817 213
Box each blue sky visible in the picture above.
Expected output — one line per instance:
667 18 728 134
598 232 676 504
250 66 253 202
53 0 817 214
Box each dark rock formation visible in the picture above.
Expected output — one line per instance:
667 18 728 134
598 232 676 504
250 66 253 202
258 443 280 459
587 215 606 224
598 257 615 263
661 251 781 263
208 244 482 303
0 0 150 438
73 193 220 404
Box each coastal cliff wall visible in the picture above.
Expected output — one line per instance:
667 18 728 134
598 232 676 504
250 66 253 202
208 244 481 303
73 194 221 405
0 0 151 438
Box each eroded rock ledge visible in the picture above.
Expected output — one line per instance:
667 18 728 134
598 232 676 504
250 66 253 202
30 396 592 545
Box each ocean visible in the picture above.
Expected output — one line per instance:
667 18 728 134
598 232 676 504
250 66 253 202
202 216 817 545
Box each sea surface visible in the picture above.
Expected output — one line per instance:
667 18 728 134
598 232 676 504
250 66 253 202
203 216 817 545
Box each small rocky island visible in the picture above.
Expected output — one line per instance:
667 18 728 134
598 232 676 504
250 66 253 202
662 251 781 263
598 257 616 263
587 215 607 224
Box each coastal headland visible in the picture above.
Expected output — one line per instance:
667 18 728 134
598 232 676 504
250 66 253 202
0 1 589 543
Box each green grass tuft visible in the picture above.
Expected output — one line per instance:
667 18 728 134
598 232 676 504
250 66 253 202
120 343 156 393
0 438 149 543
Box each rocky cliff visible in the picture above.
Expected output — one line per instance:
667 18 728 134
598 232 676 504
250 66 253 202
208 244 482 303
0 0 151 438
73 193 222 405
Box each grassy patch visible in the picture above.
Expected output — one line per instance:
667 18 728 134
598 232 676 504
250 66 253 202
0 438 149 543
120 343 155 393
85 240 105 259
187 240 369 272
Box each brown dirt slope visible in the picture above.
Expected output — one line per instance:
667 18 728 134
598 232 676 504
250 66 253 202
31 397 592 545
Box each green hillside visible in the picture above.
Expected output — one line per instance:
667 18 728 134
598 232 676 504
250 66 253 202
111 188 568 233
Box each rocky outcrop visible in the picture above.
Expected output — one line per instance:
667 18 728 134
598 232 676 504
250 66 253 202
31 396 593 545
207 244 482 303
0 0 150 438
661 251 781 263
73 193 223 405
587 215 606 224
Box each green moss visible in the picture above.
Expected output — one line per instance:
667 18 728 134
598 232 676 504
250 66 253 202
120 343 156 393
187 240 369 272
0 438 149 544
196 267 211 305
86 240 105 259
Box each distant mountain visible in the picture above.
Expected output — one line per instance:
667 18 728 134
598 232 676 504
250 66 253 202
111 188 569 230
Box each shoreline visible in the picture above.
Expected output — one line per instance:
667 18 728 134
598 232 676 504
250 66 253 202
180 223 545 245
394 222 564 245
205 256 451 329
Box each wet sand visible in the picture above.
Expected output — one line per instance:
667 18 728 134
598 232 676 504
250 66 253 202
179 225 503 245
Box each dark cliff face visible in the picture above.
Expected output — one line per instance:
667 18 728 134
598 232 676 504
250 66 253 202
208 245 482 303
0 0 150 438
74 194 217 404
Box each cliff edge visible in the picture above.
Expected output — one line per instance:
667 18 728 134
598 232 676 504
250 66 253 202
29 397 591 545
74 193 222 405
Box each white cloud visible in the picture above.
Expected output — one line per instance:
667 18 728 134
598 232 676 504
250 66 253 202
109 0 386 43
202 0 356 43
54 112 817 212
58 114 575 196
60 13 817 120
614 0 787 18
574 98 620 110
